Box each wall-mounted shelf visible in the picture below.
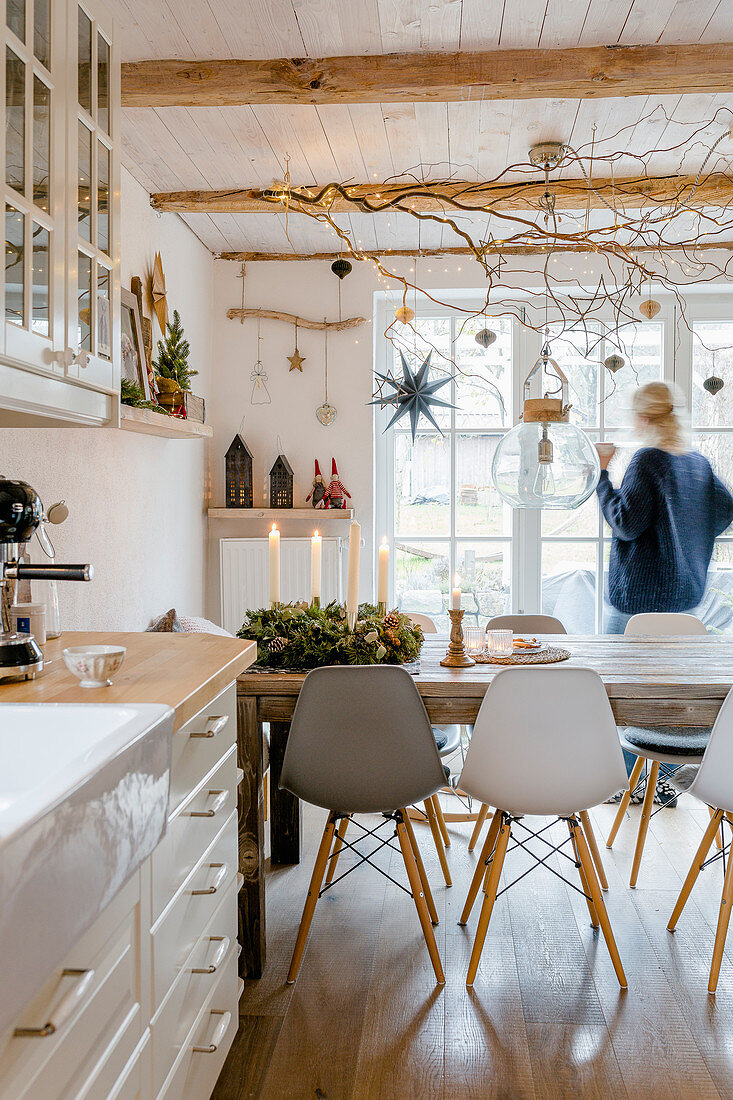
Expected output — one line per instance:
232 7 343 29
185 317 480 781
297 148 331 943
208 508 354 521
120 406 214 438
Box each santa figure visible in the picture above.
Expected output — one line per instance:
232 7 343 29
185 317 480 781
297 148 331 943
323 458 351 510
305 459 327 509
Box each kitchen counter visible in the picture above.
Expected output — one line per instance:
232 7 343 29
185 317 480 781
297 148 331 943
0 631 257 729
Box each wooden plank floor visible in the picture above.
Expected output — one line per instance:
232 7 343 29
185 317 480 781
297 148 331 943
214 796 733 1100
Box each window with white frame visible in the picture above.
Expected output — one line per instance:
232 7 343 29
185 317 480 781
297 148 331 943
374 294 733 633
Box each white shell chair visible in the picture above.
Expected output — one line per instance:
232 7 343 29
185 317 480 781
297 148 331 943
667 686 733 994
457 666 629 989
605 612 712 888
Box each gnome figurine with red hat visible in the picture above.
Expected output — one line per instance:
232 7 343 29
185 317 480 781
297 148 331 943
323 458 351 509
305 459 327 509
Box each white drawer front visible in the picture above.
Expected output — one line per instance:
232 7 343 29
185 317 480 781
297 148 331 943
152 879 238 1096
152 812 238 1013
152 747 237 923
108 1034 152 1100
69 1006 142 1100
170 684 236 813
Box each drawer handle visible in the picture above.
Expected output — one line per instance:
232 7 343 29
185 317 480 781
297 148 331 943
193 1010 232 1054
191 935 231 974
190 715 229 740
14 968 96 1038
192 862 228 896
189 789 228 818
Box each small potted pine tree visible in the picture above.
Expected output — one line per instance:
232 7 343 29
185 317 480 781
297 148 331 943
153 310 203 419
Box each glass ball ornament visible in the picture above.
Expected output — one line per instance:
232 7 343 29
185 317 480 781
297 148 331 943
492 418 601 510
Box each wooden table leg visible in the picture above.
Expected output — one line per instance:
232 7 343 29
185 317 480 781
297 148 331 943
237 694 265 979
269 720 302 865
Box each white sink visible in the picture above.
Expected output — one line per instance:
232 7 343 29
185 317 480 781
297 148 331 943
0 702 174 1037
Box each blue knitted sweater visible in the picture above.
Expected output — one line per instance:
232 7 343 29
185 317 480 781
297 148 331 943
596 447 733 614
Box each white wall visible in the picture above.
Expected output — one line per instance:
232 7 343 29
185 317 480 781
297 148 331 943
0 168 215 631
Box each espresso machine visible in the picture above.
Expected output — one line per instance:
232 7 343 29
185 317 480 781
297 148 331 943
0 477 93 681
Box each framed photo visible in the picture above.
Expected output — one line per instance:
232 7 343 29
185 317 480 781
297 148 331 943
120 287 150 399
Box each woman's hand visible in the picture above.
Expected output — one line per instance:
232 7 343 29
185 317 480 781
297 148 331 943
596 443 616 471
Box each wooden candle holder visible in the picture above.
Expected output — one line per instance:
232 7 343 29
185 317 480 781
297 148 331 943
440 609 475 668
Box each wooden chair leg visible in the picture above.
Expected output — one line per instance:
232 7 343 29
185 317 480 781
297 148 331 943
325 815 350 885
459 809 502 926
668 807 724 932
287 812 337 984
396 815 445 985
466 815 511 987
402 810 439 925
423 797 452 887
468 803 489 852
629 760 659 888
573 819 628 989
580 810 608 891
709 805 724 851
709 830 733 994
606 754 645 848
432 794 451 847
568 819 599 928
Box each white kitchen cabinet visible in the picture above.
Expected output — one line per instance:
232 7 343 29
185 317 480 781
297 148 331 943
1 0 119 424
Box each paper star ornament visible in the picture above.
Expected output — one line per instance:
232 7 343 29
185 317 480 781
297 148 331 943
370 350 455 440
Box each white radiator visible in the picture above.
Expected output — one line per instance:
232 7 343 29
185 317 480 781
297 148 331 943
219 537 344 634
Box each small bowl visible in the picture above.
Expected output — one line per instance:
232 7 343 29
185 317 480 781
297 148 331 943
62 645 126 688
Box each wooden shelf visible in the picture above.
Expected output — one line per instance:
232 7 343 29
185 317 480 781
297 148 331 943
120 405 213 438
208 507 354 521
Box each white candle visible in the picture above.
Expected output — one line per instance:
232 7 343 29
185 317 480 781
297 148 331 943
310 530 322 602
269 523 280 606
346 518 361 620
377 536 389 606
451 573 461 611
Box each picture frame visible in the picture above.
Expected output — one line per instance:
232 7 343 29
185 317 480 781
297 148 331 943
120 286 151 400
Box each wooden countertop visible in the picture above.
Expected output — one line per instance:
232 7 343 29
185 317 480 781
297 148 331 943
1 632 257 730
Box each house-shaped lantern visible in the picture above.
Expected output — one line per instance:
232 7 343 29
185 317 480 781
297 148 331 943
225 434 254 508
269 454 294 508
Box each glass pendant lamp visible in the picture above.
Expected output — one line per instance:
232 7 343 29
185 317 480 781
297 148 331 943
492 344 600 509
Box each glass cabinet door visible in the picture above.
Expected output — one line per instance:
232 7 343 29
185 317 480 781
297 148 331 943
2 0 64 371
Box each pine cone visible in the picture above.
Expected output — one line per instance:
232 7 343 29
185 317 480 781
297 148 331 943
269 636 287 653
384 612 400 629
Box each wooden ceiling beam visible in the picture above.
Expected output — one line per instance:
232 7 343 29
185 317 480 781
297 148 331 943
122 43 733 107
218 243 733 262
150 174 733 213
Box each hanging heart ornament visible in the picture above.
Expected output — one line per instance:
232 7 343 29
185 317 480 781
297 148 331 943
316 403 337 426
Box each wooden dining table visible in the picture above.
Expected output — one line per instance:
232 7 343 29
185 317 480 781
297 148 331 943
235 632 733 978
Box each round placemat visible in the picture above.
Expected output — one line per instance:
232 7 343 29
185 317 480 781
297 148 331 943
474 646 571 665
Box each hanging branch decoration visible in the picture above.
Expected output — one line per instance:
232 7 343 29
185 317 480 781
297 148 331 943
371 350 456 441
287 319 305 372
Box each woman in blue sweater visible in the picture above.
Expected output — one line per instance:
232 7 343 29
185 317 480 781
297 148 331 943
596 381 733 802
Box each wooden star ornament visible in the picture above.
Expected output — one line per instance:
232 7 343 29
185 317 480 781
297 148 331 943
287 322 305 372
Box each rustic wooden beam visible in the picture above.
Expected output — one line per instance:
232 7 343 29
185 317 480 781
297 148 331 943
151 173 733 214
226 308 366 330
122 42 733 107
218 242 733 262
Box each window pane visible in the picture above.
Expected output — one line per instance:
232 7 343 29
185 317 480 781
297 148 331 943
695 433 733 492
604 323 663 427
6 49 24 194
97 141 109 253
692 322 733 428
456 434 511 536
394 432 450 536
77 251 91 349
7 0 24 41
547 324 601 430
542 540 597 633
702 545 733 633
97 33 110 133
31 222 48 336
33 76 50 213
97 265 110 357
391 317 452 429
5 205 24 325
78 6 91 113
395 541 449 630
34 0 49 66
454 316 512 429
456 541 510 629
78 121 91 241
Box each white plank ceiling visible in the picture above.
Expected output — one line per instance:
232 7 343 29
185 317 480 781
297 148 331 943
117 0 733 255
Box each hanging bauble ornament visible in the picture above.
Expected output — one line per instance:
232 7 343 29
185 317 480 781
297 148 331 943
639 299 661 320
316 402 337 426
703 375 725 395
395 305 415 325
604 354 625 373
331 258 352 280
475 327 497 348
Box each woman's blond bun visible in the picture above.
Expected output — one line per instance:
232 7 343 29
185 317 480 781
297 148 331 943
631 381 689 454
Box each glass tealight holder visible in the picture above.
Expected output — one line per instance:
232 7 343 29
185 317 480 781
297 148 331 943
486 629 513 657
465 628 486 656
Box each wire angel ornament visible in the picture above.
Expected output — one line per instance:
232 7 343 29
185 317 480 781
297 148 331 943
250 361 271 405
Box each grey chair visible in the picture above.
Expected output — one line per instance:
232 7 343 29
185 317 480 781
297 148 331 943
486 613 567 635
280 665 448 985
